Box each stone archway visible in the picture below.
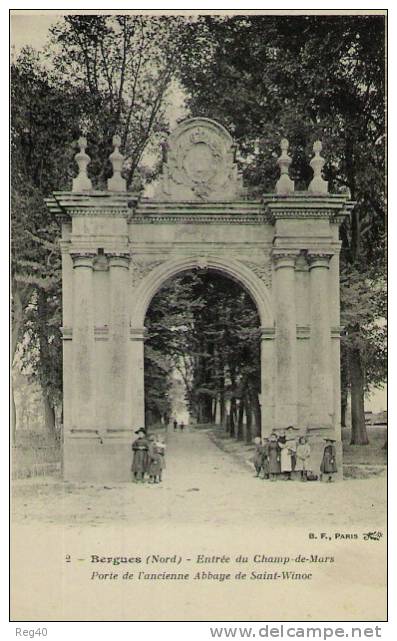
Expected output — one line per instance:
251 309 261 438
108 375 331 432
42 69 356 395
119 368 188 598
47 117 353 482
131 255 274 438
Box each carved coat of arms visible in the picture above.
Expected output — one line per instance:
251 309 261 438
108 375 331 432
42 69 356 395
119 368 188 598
153 118 244 201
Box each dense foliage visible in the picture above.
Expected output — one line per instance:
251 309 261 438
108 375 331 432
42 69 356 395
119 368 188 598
178 14 386 442
145 271 261 438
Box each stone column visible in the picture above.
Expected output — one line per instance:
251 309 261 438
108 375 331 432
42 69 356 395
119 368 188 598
108 252 131 429
129 327 146 429
260 327 275 437
70 251 96 429
308 252 333 428
273 251 299 428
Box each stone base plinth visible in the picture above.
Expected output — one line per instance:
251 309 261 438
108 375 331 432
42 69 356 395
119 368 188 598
64 434 134 482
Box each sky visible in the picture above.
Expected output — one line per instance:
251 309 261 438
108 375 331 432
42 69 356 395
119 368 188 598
10 12 59 53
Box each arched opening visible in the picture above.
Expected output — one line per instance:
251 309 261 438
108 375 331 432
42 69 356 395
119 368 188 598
143 267 262 441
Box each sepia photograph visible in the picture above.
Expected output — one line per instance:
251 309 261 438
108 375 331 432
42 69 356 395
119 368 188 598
10 8 387 623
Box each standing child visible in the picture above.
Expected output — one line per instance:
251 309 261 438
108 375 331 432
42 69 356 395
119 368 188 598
268 432 281 481
278 430 293 480
253 437 264 477
131 428 149 482
155 436 166 482
148 435 162 484
262 437 270 480
295 436 311 481
320 438 337 482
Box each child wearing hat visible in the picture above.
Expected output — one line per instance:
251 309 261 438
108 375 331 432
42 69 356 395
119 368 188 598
148 435 162 484
268 432 281 480
320 438 338 482
131 428 149 482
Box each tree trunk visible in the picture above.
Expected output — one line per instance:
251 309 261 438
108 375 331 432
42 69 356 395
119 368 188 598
245 396 253 443
350 348 369 445
229 398 236 438
43 393 56 437
341 390 348 428
251 392 261 437
225 412 231 434
237 399 244 441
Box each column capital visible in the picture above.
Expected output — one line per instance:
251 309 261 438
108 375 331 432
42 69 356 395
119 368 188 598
106 251 130 268
130 326 146 341
70 251 96 268
260 326 276 340
271 250 299 270
307 251 333 269
60 240 71 255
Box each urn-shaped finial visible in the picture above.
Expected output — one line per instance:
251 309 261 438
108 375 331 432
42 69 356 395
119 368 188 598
308 140 328 194
107 134 126 192
276 138 294 194
72 136 92 192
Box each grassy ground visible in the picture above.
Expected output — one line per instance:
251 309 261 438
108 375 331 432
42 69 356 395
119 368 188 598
204 423 387 479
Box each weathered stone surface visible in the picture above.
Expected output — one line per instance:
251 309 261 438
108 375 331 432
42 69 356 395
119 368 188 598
153 118 244 201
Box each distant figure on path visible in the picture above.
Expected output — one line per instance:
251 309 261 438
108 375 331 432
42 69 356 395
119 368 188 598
180 421 184 432
131 428 149 482
173 419 178 431
320 438 337 482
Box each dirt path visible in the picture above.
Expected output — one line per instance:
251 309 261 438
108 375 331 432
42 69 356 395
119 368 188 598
11 427 387 621
12 426 386 529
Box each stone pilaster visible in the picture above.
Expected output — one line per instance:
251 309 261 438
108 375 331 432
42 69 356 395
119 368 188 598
107 252 131 429
129 327 146 429
272 251 299 428
329 245 342 439
260 327 276 437
60 237 73 431
308 252 333 429
70 251 96 429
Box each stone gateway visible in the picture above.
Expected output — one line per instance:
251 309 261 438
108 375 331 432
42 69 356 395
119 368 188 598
46 118 353 482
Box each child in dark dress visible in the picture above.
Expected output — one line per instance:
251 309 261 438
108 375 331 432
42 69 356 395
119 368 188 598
262 437 270 479
320 438 337 482
268 432 281 481
253 437 264 477
131 428 149 482
148 435 162 484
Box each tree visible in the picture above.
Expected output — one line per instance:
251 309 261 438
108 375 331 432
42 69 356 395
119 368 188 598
48 15 194 188
11 48 81 436
178 14 386 443
144 270 261 436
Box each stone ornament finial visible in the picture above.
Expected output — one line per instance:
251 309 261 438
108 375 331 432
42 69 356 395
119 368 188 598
308 140 328 194
72 136 93 192
108 134 126 192
276 138 294 195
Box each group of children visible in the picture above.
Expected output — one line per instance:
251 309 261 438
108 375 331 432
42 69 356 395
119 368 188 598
253 426 338 482
131 427 167 484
